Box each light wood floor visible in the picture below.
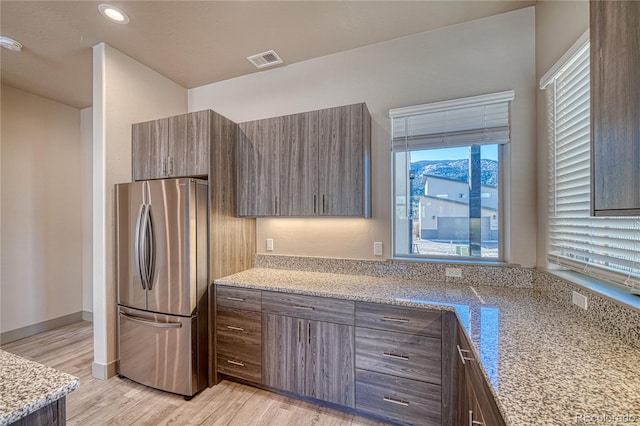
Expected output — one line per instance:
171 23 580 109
2 322 386 426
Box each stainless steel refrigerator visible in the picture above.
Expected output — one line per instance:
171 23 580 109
115 178 208 398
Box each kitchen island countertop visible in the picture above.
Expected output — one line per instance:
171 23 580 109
215 267 640 426
0 349 79 425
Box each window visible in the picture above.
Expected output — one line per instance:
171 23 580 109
390 91 514 260
542 32 640 290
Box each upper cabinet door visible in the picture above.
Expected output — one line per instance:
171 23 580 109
591 0 640 215
279 112 319 216
237 117 280 216
318 103 371 217
132 118 169 181
168 111 210 178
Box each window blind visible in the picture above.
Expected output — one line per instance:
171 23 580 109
545 40 640 290
390 91 514 151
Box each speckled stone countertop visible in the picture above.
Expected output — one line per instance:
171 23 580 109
215 268 640 425
0 349 79 425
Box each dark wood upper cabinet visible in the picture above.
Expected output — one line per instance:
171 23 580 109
236 103 371 218
591 0 640 215
279 112 319 216
236 117 280 216
132 118 168 181
318 103 371 217
132 110 211 180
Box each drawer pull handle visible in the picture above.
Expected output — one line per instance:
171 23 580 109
383 396 409 407
382 316 409 323
293 305 315 311
457 345 474 365
226 297 245 302
383 352 409 361
226 326 244 332
227 360 245 367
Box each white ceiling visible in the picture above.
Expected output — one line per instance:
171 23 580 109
0 1 535 109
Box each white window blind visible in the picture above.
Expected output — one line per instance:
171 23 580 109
544 37 640 290
390 91 514 151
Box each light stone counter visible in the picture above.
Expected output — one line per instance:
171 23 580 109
0 349 79 425
215 268 640 426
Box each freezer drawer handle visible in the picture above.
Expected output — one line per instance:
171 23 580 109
120 312 182 329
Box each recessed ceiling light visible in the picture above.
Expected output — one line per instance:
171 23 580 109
0 36 23 52
98 4 130 24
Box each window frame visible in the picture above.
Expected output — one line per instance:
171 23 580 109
389 92 514 262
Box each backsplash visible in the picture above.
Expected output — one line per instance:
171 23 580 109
535 270 640 350
255 254 535 288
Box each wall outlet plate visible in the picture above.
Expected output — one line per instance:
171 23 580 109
572 291 588 310
373 242 383 256
266 238 274 251
445 267 462 278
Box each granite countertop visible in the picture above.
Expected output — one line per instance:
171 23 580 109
0 349 80 425
215 268 640 426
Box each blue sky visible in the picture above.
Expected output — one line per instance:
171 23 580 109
410 145 499 162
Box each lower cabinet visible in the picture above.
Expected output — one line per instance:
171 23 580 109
215 285 506 425
262 314 355 407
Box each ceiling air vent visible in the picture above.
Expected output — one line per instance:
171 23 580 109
247 50 283 69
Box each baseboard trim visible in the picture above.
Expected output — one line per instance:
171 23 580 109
82 311 94 322
92 360 118 380
0 311 84 345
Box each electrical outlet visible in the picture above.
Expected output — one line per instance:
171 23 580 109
572 291 588 310
373 242 383 256
266 238 274 251
445 268 462 278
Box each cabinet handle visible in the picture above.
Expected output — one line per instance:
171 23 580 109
313 194 317 214
457 345 474 365
225 297 245 302
322 194 326 214
308 322 311 344
382 352 409 361
469 410 485 426
226 326 244 332
227 360 245 367
293 305 315 311
383 396 409 407
382 316 409 323
275 196 278 215
169 157 174 175
298 321 301 343
162 158 167 176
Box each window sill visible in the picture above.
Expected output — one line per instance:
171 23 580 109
544 268 640 312
393 256 519 267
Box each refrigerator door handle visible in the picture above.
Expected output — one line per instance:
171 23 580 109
134 204 147 290
119 311 182 329
145 204 156 290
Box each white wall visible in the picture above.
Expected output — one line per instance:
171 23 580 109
189 7 537 267
535 1 589 268
81 107 93 315
0 85 82 333
92 43 187 378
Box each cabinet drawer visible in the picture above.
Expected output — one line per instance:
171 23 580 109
262 291 354 324
356 328 441 385
216 308 261 346
217 285 261 311
355 369 441 426
356 302 441 337
217 349 261 383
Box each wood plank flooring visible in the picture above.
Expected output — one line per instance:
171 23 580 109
1 322 385 426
